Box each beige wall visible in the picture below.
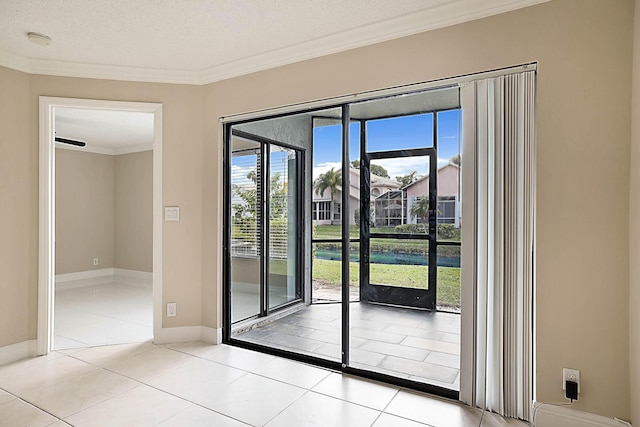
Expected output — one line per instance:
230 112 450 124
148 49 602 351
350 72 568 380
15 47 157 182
55 149 153 274
203 0 633 419
25 75 205 331
630 0 640 424
0 0 636 420
115 151 153 272
0 66 34 348
55 149 116 274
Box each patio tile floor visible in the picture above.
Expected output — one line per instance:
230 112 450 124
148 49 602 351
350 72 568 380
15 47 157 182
234 302 460 391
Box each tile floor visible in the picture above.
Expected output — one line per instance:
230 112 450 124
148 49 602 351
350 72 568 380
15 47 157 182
0 342 528 427
54 278 153 350
235 302 461 390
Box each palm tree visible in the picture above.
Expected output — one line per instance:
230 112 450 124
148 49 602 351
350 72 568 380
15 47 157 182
314 168 341 225
396 170 418 187
410 196 431 230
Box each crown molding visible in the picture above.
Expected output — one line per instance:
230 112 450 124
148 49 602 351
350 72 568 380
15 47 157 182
29 58 201 85
0 48 30 73
0 0 548 85
198 0 548 84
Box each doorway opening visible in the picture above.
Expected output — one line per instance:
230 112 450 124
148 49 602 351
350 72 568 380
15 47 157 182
223 87 462 399
38 98 163 355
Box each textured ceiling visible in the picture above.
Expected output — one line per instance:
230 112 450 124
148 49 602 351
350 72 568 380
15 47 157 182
1 0 441 71
55 108 154 154
0 0 548 84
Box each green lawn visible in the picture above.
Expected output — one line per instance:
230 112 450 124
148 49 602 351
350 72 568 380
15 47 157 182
312 258 461 309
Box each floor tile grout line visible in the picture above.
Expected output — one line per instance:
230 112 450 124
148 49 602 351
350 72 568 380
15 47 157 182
17 342 465 426
261 389 313 427
164 343 343 390
65 344 363 424
0 385 69 426
64 349 253 426
57 308 153 329
40 353 160 421
95 344 394 424
238 339 459 387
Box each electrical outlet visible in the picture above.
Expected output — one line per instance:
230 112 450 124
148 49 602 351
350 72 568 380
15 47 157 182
93 258 99 266
562 368 580 393
167 302 177 317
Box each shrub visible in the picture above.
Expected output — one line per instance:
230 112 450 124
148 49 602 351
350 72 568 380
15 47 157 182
394 224 428 234
437 223 457 239
393 223 461 241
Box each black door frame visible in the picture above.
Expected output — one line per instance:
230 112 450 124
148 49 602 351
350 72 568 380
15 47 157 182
360 146 438 310
223 128 305 326
222 100 460 402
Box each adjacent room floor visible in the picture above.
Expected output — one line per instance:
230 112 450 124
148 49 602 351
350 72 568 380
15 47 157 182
235 302 461 391
0 342 526 427
54 276 153 350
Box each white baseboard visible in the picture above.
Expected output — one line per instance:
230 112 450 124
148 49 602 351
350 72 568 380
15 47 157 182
534 402 631 427
154 326 222 345
56 268 115 283
0 340 37 366
200 326 222 344
55 268 152 290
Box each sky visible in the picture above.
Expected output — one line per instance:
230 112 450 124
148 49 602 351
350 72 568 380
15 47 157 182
312 109 461 181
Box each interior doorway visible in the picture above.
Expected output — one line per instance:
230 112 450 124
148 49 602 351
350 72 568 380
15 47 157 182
38 98 163 355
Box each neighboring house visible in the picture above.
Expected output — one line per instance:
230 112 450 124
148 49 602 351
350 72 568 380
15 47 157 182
312 167 401 225
404 162 461 227
313 163 461 228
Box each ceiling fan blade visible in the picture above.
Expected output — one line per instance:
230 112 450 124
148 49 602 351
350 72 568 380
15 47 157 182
55 137 86 147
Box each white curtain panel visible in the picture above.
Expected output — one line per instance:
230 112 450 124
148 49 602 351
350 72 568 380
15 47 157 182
466 70 535 420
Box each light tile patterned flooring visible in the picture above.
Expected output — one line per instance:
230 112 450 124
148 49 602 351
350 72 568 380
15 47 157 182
236 302 461 390
0 342 528 426
54 279 153 350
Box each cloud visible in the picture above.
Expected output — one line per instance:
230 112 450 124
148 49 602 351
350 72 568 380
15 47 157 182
231 164 257 185
313 161 342 180
313 156 453 183
371 158 422 179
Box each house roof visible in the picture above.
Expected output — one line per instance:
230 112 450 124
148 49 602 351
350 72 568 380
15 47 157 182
402 162 460 190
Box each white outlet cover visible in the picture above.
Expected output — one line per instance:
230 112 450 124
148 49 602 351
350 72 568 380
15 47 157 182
562 368 580 393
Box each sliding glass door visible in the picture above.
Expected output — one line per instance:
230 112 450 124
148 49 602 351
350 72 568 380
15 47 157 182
224 87 462 399
228 130 303 323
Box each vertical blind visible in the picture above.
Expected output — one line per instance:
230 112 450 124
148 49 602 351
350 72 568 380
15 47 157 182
465 70 535 420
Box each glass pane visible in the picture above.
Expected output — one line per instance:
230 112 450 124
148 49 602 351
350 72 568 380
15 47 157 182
350 87 460 152
312 116 360 232
436 109 462 239
230 137 261 322
437 245 461 312
268 145 300 310
312 242 360 303
312 115 341 231
368 238 429 289
366 113 433 152
368 155 431 234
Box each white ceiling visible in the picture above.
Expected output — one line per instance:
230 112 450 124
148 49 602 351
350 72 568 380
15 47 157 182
55 108 154 155
0 0 548 85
